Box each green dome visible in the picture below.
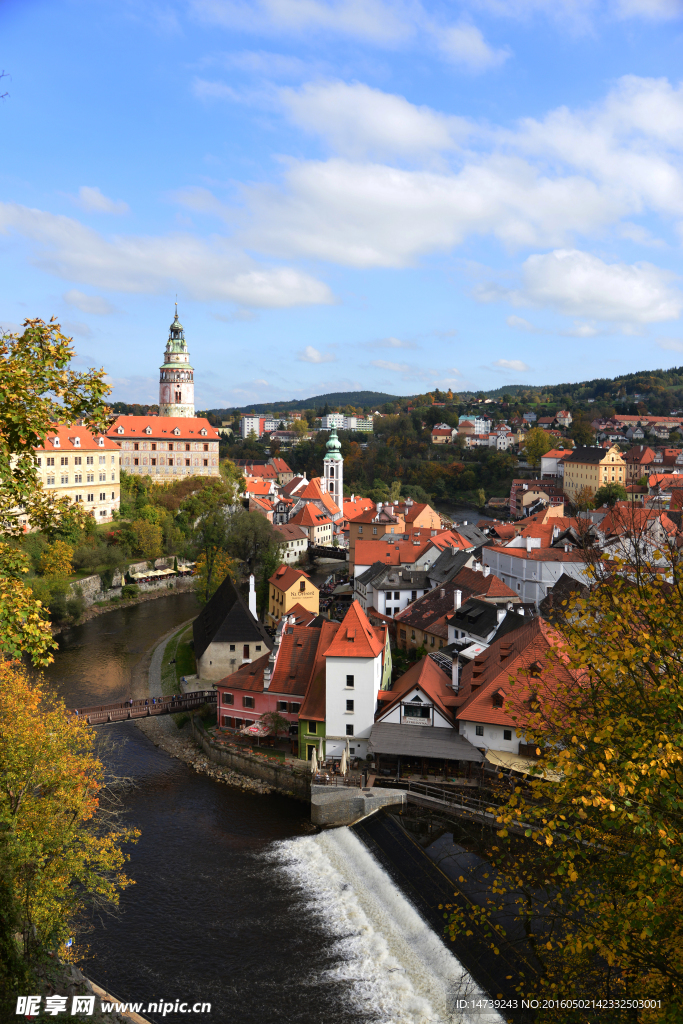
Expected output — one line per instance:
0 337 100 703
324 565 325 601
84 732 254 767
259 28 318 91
324 425 343 462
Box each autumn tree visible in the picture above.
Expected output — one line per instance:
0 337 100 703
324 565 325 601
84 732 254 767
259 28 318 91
38 540 74 579
0 660 138 1009
523 427 554 467
0 319 109 665
446 535 683 1018
194 548 239 604
593 482 628 508
130 518 163 561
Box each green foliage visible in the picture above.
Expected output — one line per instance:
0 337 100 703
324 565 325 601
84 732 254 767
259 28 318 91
121 584 139 599
523 427 554 467
593 482 628 508
175 640 196 680
130 518 163 560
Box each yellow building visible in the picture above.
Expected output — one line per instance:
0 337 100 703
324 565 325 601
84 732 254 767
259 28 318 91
33 425 121 523
267 565 319 624
563 444 625 503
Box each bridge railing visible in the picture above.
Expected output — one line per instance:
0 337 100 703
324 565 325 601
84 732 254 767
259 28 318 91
372 777 506 817
74 690 217 726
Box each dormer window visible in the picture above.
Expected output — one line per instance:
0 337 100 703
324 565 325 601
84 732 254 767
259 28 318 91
117 426 124 434
200 428 207 436
70 437 81 447
51 437 60 448
145 426 152 435
173 428 180 435
97 437 104 447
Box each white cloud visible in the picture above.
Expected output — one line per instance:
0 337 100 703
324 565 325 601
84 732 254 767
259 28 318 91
493 358 530 371
376 336 417 349
297 344 336 362
214 49 311 77
657 337 683 351
64 289 116 315
561 321 601 336
0 202 334 309
436 21 510 71
508 249 683 324
506 315 542 331
371 358 411 372
75 186 129 215
280 81 467 159
190 0 412 44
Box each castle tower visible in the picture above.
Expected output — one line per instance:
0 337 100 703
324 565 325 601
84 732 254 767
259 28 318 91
158 306 195 418
323 425 343 508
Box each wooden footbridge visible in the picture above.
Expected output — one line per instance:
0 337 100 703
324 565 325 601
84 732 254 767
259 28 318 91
72 690 216 726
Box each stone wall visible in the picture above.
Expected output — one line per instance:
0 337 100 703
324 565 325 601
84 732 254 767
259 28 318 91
190 718 311 802
68 575 103 606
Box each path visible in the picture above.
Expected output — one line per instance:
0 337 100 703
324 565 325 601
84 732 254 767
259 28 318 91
133 618 195 745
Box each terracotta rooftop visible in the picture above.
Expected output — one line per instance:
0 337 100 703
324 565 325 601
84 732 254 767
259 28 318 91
323 600 384 658
269 565 314 592
107 415 219 438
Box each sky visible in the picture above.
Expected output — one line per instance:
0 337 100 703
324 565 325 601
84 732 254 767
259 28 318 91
3 0 683 408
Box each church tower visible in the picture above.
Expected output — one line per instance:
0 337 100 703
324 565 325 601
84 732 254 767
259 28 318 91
159 306 195 418
323 425 343 508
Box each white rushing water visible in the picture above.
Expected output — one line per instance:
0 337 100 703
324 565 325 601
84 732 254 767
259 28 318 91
273 828 503 1024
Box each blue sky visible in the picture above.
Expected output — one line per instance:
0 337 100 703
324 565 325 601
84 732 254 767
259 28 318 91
3 0 683 407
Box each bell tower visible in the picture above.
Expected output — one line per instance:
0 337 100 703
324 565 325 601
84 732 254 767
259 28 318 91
323 425 343 508
159 305 195 418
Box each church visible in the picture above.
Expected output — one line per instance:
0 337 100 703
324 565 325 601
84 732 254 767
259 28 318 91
106 308 221 479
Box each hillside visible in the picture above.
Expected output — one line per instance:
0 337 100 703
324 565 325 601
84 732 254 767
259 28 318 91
209 391 402 416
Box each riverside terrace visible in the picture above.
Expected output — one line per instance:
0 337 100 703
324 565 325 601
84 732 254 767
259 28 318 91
72 690 216 725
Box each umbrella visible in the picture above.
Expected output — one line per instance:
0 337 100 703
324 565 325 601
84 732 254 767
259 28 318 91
310 747 318 775
339 748 347 775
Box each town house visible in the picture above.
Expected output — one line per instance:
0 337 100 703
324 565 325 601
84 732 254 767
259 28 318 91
193 575 272 681
268 565 319 624
33 424 121 524
562 444 626 503
107 415 221 480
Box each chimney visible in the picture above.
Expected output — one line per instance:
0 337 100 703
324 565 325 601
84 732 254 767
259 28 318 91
248 574 257 618
376 501 383 512
440 588 445 597
497 607 506 624
452 657 460 692
564 543 570 553
507 601 513 611
526 536 532 552
463 520 468 526
454 589 462 610
475 562 482 572
483 565 490 577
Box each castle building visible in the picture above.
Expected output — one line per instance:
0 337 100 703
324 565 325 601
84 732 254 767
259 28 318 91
323 425 343 508
159 306 194 418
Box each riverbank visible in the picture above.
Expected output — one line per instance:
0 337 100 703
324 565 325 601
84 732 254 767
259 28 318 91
131 620 280 797
52 579 196 635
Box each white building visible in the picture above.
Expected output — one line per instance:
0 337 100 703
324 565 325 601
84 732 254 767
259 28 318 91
321 414 373 432
323 425 344 510
323 602 385 761
482 543 591 606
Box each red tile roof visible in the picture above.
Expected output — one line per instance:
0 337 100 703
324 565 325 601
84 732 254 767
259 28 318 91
289 505 333 527
299 621 341 721
487 545 585 563
107 415 219 438
455 617 576 727
269 458 292 473
269 565 314 592
451 566 518 598
377 656 456 724
343 496 375 519
354 539 431 566
38 424 120 451
244 478 273 495
273 522 308 542
323 600 384 658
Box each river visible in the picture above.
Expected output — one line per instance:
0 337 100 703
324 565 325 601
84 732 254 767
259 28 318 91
44 594 500 1024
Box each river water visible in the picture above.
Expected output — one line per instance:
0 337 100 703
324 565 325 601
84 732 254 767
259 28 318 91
44 595 499 1024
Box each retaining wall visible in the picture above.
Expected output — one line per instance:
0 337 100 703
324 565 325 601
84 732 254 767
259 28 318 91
190 718 311 802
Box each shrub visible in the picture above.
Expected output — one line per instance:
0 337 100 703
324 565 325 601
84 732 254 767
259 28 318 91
121 584 139 599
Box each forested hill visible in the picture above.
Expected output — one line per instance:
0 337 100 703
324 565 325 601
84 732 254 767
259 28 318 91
209 391 401 416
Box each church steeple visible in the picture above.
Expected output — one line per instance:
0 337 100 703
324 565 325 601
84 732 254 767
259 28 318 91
323 425 343 507
159 306 195 418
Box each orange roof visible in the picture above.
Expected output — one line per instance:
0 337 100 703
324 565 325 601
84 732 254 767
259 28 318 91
377 656 456 723
670 489 683 511
299 620 342 721
269 458 292 473
343 496 375 518
38 424 120 451
107 415 219 439
268 565 314 592
245 464 277 479
354 539 431 565
542 449 570 459
452 566 519 598
249 495 275 511
289 505 333 527
456 617 576 727
649 473 683 488
323 601 384 658
282 602 318 625
598 506 677 537
298 477 325 501
487 545 584 563
244 478 273 495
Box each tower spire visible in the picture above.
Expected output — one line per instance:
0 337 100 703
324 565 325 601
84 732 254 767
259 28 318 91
159 308 194 418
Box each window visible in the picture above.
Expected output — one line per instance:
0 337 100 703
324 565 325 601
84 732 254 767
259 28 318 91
358 526 363 534
346 724 354 736
242 696 255 709
503 729 512 741
75 494 82 502
222 716 233 728
185 443 191 451
372 527 377 535
60 474 68 484
277 701 288 712
168 442 173 450
243 644 249 658
133 460 139 467
346 674 354 687
346 700 354 712
74 456 81 466
411 630 416 640
289 703 300 714
60 456 68 466
111 492 115 499
99 492 106 501
185 459 190 467
400 629 406 639
151 443 156 450
233 718 243 729
46 477 55 486
168 458 173 466
46 457 54 467
133 443 139 451
308 721 317 735
221 693 234 705
394 591 400 600
475 725 484 737
430 636 434 646
87 493 94 502
151 459 156 466
244 720 254 728
299 579 306 592
229 644 236 652
99 455 106 464
203 443 209 451
411 590 417 602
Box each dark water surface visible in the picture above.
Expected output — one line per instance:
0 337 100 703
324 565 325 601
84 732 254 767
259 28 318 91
44 596 367 1024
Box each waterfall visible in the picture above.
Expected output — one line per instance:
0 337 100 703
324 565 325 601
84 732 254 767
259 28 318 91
273 827 503 1024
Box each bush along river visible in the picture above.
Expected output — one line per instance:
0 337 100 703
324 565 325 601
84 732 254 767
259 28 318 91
45 594 504 1024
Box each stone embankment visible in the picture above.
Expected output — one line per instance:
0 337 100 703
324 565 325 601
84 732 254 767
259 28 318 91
150 730 275 795
53 578 195 635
